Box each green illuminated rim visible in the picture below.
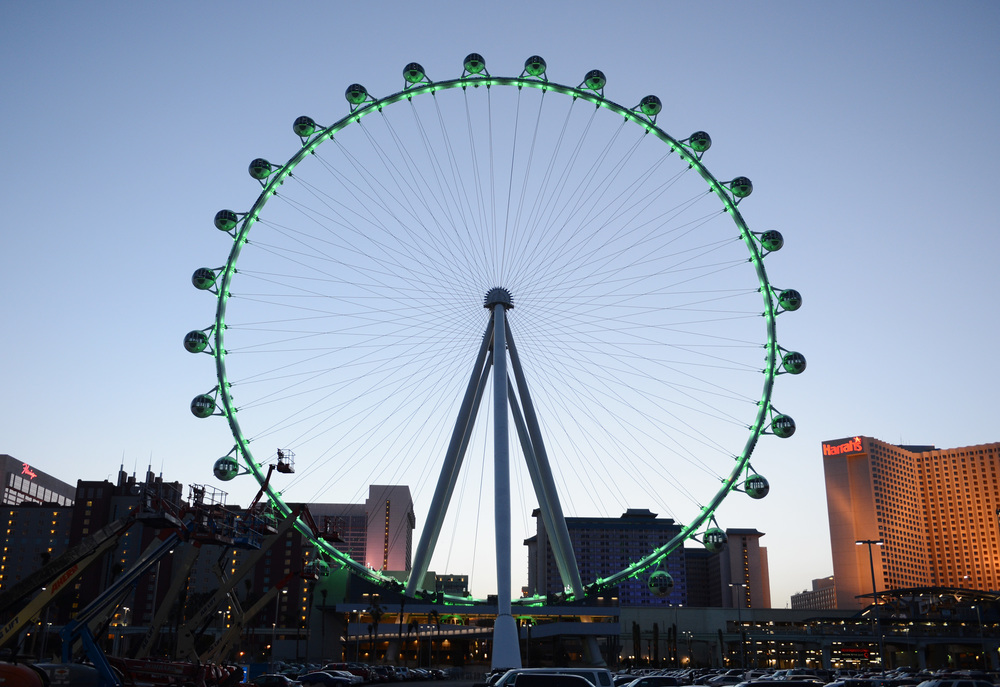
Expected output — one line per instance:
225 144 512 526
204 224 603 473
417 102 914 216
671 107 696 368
206 68 782 604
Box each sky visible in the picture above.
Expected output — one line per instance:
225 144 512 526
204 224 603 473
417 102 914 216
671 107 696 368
2 1 999 607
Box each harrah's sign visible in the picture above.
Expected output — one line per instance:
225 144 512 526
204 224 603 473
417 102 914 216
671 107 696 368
823 437 863 456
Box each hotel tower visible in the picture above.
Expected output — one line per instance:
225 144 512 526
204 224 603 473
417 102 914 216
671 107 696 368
823 436 1000 610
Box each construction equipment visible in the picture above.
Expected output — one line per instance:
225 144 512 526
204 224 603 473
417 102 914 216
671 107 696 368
59 530 182 686
131 540 202 659
199 562 319 664
173 504 314 662
0 516 137 651
134 484 265 660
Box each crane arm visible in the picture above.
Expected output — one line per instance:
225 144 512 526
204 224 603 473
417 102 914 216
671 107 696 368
133 541 202 659
199 570 300 664
0 517 134 649
174 504 307 661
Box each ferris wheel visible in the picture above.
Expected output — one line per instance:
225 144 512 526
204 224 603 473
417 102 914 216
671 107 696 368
186 54 803 662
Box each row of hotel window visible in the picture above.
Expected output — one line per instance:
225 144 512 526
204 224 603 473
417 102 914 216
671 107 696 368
3 474 73 506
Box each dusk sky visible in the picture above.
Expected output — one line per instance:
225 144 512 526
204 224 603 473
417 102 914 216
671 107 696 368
2 2 999 606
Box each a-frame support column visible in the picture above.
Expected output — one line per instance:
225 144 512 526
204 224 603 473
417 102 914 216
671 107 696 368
405 319 494 599
405 287 602 669
490 298 521 669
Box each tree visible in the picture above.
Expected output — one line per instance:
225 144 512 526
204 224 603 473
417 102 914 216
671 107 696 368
407 617 420 667
368 601 384 664
653 623 660 666
668 623 677 667
632 621 641 666
397 596 406 664
429 609 440 668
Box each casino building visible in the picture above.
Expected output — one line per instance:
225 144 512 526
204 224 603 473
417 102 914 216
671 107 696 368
525 508 770 609
0 454 75 506
823 436 1000 610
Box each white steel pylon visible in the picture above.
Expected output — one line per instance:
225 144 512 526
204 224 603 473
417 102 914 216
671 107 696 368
404 288 598 669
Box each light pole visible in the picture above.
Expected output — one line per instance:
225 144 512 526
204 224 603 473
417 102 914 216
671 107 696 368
38 588 51 661
520 617 533 668
856 539 885 670
729 583 746 670
319 589 327 658
271 588 287 672
354 610 361 661
972 605 987 671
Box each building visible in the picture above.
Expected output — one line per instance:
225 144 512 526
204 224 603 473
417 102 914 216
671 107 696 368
526 507 687 605
823 436 1000 610
525 508 771 608
0 502 73 592
69 468 186 623
0 455 420 662
0 464 186 631
310 484 415 573
684 548 722 607
791 576 837 610
436 573 469 597
0 454 75 507
718 528 771 610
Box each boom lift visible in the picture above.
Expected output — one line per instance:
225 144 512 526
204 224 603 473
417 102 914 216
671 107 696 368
59 530 183 687
173 503 315 662
132 540 202 659
0 515 137 651
134 483 259 660
199 562 319 664
56 490 251 686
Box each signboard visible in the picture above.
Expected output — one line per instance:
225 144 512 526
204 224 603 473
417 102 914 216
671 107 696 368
822 436 863 456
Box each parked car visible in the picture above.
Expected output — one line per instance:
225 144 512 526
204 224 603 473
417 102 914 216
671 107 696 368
494 667 615 687
325 669 364 685
334 663 374 682
516 676 597 687
625 678 683 687
297 672 352 687
252 675 302 687
915 680 997 687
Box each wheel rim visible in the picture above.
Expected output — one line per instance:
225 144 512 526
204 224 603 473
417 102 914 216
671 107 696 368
190 59 799 604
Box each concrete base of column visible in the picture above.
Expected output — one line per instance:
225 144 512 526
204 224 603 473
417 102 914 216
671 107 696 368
491 614 522 671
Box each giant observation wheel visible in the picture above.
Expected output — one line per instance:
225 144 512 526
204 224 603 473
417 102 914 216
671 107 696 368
186 54 803 630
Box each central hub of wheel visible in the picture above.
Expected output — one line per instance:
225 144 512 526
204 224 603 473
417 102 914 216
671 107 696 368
484 287 514 310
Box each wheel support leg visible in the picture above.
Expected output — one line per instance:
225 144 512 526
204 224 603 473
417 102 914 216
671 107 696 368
406 319 495 599
507 322 604 666
491 305 521 670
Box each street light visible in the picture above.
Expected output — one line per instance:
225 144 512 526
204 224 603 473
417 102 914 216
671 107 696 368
856 539 885 670
271 588 287 672
354 609 361 661
38 588 51 661
729 583 747 670
971 604 987 671
519 617 533 668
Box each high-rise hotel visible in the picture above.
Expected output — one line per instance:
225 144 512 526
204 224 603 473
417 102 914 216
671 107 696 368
823 436 1000 610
